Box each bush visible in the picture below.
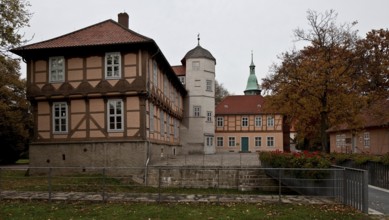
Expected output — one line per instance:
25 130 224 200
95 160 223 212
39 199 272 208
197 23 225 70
259 150 331 169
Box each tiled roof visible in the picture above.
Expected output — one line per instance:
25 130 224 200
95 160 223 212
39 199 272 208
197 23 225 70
216 95 266 115
12 19 152 51
181 45 216 64
172 65 186 76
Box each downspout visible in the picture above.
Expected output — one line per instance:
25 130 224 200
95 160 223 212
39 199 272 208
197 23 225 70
144 48 160 185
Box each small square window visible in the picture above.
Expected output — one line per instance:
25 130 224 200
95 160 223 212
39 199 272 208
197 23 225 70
255 137 262 147
255 116 262 127
267 116 274 127
229 137 236 147
194 106 201 117
216 117 224 127
267 137 274 147
217 137 223 147
242 116 248 127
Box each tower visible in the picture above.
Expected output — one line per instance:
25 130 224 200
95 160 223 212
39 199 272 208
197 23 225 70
179 36 216 154
244 52 261 95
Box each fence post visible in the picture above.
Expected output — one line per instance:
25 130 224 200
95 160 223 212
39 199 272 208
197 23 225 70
278 168 282 203
343 169 347 206
217 168 220 204
158 168 161 203
362 170 369 214
102 168 106 202
48 168 52 202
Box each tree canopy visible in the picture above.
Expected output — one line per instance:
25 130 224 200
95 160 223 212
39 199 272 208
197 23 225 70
0 0 31 164
215 80 230 105
261 10 387 152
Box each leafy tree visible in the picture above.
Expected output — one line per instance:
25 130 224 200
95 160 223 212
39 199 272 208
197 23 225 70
215 80 230 105
0 0 31 164
262 10 364 152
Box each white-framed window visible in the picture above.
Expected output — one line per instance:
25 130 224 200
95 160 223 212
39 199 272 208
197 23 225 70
107 99 123 131
363 132 370 148
267 116 274 127
149 103 154 132
206 111 212 122
336 134 346 148
206 136 213 147
255 137 262 147
153 60 158 85
53 102 68 133
206 80 213 91
160 110 164 137
267 137 274 147
49 57 65 82
178 76 185 85
194 106 201 117
216 117 224 127
242 116 248 127
105 52 121 79
229 137 236 147
217 137 223 147
255 116 262 127
192 61 200 71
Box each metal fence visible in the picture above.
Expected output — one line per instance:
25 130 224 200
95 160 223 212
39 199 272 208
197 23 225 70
0 166 368 213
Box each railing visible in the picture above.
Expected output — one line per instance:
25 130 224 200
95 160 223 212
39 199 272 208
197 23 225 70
0 166 368 213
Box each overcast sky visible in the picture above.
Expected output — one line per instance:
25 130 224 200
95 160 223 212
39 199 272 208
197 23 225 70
20 0 389 95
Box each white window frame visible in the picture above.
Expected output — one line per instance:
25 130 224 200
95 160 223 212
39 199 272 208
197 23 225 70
216 137 223 147
363 132 370 148
49 56 65 82
107 99 124 132
53 102 68 133
105 52 121 79
267 136 275 147
216 117 224 127
228 137 236 147
206 111 212 122
242 116 248 127
192 61 200 71
179 76 185 85
255 116 262 127
267 116 274 127
206 136 213 147
255 137 262 147
194 106 201 117
206 80 213 91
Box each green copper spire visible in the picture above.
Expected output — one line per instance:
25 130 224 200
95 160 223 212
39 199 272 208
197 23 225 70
244 52 261 95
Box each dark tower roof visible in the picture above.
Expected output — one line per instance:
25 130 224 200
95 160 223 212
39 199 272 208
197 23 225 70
181 34 216 65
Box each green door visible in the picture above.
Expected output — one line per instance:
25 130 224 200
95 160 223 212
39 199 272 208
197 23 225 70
241 137 249 152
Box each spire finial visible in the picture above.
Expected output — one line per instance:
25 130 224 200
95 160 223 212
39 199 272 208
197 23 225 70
250 50 255 66
197 33 200 46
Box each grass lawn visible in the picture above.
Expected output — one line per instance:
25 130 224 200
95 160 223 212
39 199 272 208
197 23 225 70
0 200 371 220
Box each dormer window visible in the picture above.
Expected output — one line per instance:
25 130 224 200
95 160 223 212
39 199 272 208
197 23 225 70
105 52 121 79
49 57 64 82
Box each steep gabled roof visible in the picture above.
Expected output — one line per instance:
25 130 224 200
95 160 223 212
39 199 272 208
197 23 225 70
11 19 153 53
216 95 266 115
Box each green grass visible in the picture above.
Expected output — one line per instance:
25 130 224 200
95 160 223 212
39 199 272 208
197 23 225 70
0 200 371 220
15 159 29 164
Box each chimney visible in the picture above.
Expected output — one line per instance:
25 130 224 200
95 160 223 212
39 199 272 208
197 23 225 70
118 12 129 28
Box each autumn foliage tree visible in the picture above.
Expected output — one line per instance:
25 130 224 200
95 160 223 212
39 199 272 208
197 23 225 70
0 0 32 164
262 10 365 152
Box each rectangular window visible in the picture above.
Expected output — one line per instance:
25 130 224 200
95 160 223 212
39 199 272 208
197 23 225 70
107 99 123 131
206 80 212 91
179 76 185 85
216 117 224 127
267 137 274 147
206 111 212 122
242 116 248 127
53 102 68 133
174 118 179 139
194 106 201 117
160 110 164 137
217 137 223 147
336 134 346 147
153 60 158 85
229 137 236 147
105 52 121 79
206 136 213 147
192 61 200 71
267 116 274 127
49 57 65 82
149 103 154 132
166 114 170 138
364 132 370 147
255 137 262 147
255 116 262 127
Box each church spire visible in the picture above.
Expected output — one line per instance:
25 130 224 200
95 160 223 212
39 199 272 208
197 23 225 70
244 51 261 95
